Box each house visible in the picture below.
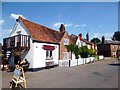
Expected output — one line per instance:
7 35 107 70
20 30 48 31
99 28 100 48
97 36 120 57
3 16 60 71
76 33 97 53
2 16 96 71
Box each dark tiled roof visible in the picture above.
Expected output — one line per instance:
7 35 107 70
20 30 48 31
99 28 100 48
69 34 78 44
18 16 92 45
19 16 64 44
98 40 120 45
79 37 92 45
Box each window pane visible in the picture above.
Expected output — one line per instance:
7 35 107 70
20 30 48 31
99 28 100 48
46 50 53 60
46 50 49 58
50 51 52 57
63 52 69 59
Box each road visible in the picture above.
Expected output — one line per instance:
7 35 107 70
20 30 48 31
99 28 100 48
2 58 119 88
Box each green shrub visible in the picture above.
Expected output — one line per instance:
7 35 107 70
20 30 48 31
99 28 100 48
66 44 79 59
79 46 90 58
89 48 95 57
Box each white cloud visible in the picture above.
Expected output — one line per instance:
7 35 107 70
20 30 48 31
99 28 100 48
75 24 80 28
104 32 113 40
80 24 87 27
0 30 2 35
2 29 12 36
53 22 62 28
0 20 5 25
93 33 99 38
92 32 114 41
64 23 72 27
10 13 26 19
53 22 72 28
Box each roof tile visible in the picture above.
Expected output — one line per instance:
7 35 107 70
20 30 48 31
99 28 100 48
19 16 64 43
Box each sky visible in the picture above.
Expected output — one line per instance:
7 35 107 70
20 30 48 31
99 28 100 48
1 2 118 44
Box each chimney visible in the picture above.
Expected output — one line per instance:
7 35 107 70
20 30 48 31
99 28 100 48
101 36 105 44
16 19 19 22
86 33 89 42
79 33 82 38
59 24 65 33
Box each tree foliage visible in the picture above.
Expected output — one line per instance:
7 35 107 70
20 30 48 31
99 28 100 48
66 44 79 59
66 44 74 53
0 43 2 57
66 44 96 59
73 45 79 59
90 38 101 44
0 43 2 51
79 46 90 58
112 31 120 41
89 48 95 56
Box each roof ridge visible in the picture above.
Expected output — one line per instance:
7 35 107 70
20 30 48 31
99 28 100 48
18 16 64 43
19 16 60 33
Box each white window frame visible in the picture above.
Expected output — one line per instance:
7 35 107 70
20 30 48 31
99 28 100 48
63 52 69 60
64 38 69 45
46 50 53 60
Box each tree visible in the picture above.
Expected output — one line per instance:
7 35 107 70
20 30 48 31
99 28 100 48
73 45 79 59
66 44 79 59
90 38 101 44
66 44 74 53
112 31 120 41
0 43 2 56
79 46 90 58
89 48 95 56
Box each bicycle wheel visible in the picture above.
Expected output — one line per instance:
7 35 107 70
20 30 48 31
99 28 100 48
17 84 24 88
9 81 15 88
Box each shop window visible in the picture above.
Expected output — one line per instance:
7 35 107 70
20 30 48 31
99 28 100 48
46 50 53 60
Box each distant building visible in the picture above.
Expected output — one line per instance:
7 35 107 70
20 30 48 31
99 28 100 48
97 36 120 57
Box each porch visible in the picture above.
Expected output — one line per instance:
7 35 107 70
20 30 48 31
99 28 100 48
2 35 30 71
3 34 30 50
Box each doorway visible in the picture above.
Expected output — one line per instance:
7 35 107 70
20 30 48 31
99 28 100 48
14 55 20 65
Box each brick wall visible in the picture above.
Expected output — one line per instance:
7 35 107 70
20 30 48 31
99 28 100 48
59 32 72 60
97 44 111 57
97 44 120 57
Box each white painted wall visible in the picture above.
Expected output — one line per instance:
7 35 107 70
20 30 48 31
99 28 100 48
76 37 87 47
59 60 69 67
9 20 33 67
10 22 28 37
33 42 59 68
78 58 84 65
72 53 75 60
76 38 81 47
87 44 91 49
9 20 59 69
21 39 34 68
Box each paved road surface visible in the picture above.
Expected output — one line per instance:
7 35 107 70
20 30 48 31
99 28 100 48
2 58 119 88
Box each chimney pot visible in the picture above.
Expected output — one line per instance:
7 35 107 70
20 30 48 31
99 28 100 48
16 19 19 22
79 33 82 38
59 24 65 33
86 33 89 42
102 36 105 44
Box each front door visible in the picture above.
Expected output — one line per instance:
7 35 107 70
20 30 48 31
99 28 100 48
14 55 20 65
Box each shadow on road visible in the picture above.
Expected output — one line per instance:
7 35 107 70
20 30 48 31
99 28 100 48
108 63 120 66
92 72 103 77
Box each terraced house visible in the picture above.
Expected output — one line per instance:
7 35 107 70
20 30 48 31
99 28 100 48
3 16 96 71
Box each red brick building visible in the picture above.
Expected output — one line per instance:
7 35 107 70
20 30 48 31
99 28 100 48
97 37 120 57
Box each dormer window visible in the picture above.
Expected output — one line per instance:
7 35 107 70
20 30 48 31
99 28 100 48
64 38 69 45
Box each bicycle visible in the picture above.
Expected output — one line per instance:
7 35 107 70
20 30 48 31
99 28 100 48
9 65 27 88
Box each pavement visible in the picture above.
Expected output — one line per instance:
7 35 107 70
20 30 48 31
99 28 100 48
2 58 119 88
